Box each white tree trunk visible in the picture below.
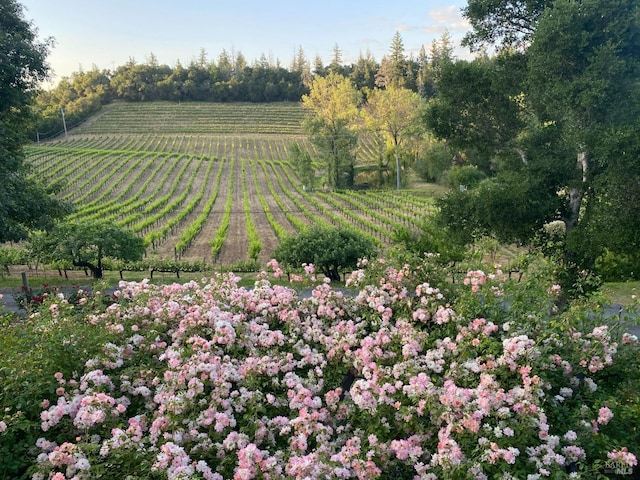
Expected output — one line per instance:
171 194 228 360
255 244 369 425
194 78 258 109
564 150 588 232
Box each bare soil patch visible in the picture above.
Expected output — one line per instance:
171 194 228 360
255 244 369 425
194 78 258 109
243 161 280 263
153 158 219 260
178 157 236 262
217 156 248 265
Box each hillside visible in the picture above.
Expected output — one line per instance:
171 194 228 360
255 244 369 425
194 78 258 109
71 101 307 135
27 101 436 268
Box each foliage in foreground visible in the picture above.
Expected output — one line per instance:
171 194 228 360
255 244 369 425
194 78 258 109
1 0 73 243
0 254 638 479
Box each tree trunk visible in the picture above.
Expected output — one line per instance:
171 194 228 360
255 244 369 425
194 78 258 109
563 150 588 233
322 266 341 282
72 260 102 279
395 147 401 190
565 187 583 232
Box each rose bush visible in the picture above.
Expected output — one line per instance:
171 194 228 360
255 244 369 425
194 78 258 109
1 254 638 479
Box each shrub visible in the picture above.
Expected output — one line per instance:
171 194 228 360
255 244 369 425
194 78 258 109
1 256 638 479
445 165 486 190
0 245 28 274
596 249 640 282
412 141 452 183
0 288 119 479
274 226 377 281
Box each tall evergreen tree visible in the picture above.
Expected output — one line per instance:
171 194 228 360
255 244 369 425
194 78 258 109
415 45 435 98
388 31 407 85
313 54 326 77
329 43 344 75
291 45 312 86
351 50 378 91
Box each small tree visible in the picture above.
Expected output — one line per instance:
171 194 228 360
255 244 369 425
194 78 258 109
412 139 453 183
288 141 315 189
445 165 486 190
32 221 145 279
392 220 467 266
273 226 376 281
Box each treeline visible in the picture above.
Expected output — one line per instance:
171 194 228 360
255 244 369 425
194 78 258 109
33 32 454 139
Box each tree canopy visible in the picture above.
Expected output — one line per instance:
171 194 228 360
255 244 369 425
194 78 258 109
273 226 377 281
0 0 72 241
362 85 427 189
301 73 361 189
429 0 640 282
462 0 550 50
31 221 146 279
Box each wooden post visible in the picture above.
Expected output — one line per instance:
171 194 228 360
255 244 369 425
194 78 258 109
21 272 31 300
61 107 68 139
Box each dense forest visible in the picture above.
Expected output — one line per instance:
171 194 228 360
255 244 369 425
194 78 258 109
34 32 453 139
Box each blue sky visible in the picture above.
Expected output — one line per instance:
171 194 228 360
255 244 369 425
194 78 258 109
20 0 472 83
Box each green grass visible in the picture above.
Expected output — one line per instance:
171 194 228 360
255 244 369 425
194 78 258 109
0 268 262 291
602 280 639 306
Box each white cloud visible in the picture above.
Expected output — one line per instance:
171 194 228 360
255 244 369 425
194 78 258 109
422 5 470 34
395 22 417 33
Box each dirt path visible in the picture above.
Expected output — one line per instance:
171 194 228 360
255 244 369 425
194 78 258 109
154 158 220 259
270 163 339 226
216 156 248 265
243 160 281 264
138 156 206 253
180 158 230 262
91 155 157 205
254 159 309 233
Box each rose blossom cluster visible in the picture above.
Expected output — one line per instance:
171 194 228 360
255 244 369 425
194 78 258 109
27 264 638 479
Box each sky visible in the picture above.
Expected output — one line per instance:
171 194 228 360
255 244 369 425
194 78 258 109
19 0 473 84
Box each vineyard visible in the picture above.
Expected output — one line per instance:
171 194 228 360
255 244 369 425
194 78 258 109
27 101 439 269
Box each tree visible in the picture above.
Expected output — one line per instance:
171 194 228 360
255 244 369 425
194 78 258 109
0 0 72 242
217 49 233 81
350 50 378 91
375 32 408 88
525 0 640 235
429 31 455 82
362 85 427 189
388 31 407 85
290 45 312 86
415 45 433 98
301 72 361 189
273 226 377 281
312 54 326 77
35 65 113 136
425 53 526 167
33 221 145 279
329 43 344 74
392 219 467 266
288 141 315 189
462 0 548 50
430 0 640 283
